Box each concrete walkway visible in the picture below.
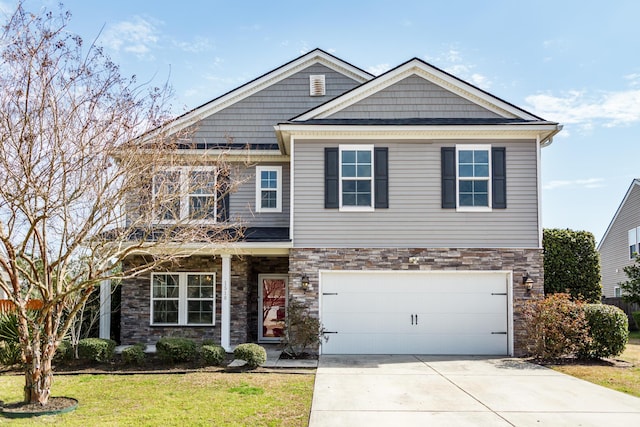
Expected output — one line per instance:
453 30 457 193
309 355 640 426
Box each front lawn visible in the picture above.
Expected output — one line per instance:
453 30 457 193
552 334 640 398
0 372 314 426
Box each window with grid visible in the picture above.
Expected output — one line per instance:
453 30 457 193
151 273 215 326
457 146 490 209
340 145 373 209
255 166 282 212
152 167 217 222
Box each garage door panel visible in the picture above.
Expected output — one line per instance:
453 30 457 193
320 271 510 355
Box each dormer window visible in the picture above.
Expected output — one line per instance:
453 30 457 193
310 75 325 96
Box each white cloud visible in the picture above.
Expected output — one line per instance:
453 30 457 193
543 178 605 190
367 63 390 76
102 16 160 59
425 48 492 90
525 89 640 128
172 36 213 54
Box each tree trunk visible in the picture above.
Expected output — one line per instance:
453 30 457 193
24 357 52 405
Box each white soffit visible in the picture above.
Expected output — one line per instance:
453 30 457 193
293 59 541 122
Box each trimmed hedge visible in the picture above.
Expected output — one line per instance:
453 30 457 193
579 304 628 359
156 337 197 363
78 338 116 362
122 343 146 365
53 340 73 363
201 344 226 366
233 343 266 369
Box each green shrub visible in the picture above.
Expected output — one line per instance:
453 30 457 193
233 343 266 369
201 344 226 366
53 340 73 363
0 313 21 366
281 300 326 357
156 337 197 363
121 344 146 365
77 338 116 362
522 293 591 359
578 304 628 359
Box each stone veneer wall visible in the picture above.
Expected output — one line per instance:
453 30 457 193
288 248 543 356
120 255 288 346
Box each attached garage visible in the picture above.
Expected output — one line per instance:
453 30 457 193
319 270 512 355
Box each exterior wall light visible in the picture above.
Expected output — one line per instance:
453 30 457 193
523 272 534 292
300 274 310 292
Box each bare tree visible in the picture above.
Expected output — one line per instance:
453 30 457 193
0 4 242 405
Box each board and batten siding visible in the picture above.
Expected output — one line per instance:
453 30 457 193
188 64 362 146
329 75 503 119
292 139 540 248
599 183 640 297
230 162 290 227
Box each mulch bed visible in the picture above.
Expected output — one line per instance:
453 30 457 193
532 357 634 368
1 396 78 417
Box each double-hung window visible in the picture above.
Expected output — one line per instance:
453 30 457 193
456 145 491 210
151 273 215 326
255 166 282 213
628 227 640 259
340 145 374 211
153 167 217 222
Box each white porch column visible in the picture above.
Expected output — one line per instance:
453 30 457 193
221 254 232 352
99 279 111 340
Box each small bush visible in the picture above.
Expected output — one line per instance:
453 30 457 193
578 304 628 359
78 338 116 362
281 300 326 357
522 293 590 360
233 343 266 369
121 344 146 365
201 344 226 366
53 340 73 363
156 337 197 363
0 313 21 366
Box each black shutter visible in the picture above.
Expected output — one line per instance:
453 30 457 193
441 147 456 208
325 147 339 208
217 170 230 222
374 147 388 208
492 147 507 209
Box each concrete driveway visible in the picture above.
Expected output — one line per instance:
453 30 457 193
309 355 640 426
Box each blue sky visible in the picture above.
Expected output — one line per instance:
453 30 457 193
7 1 640 242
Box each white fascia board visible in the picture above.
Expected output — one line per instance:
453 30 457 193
597 179 640 250
123 241 292 257
294 59 540 121
143 51 372 142
277 123 560 147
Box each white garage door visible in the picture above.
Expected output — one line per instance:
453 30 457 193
320 271 511 355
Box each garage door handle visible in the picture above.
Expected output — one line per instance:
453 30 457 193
323 292 338 296
323 331 338 334
491 332 507 334
411 314 414 325
415 314 418 325
491 293 507 296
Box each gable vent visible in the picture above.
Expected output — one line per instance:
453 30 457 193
310 75 326 96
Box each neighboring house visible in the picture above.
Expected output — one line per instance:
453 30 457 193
598 179 640 298
100 49 561 356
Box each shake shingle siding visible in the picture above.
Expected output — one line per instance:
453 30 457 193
189 64 362 145
329 75 502 119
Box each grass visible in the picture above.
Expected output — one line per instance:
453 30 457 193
552 332 640 397
0 372 315 426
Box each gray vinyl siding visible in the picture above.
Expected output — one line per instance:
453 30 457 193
329 75 503 119
599 183 640 297
293 139 539 248
189 64 362 146
230 162 290 227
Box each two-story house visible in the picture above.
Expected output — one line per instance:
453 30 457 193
598 179 640 298
101 49 561 356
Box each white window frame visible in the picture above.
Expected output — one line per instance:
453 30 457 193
255 166 282 213
152 166 217 224
456 144 492 212
339 144 375 212
150 272 216 326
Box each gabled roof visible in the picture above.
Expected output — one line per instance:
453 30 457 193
291 57 544 122
597 178 640 250
145 48 373 141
